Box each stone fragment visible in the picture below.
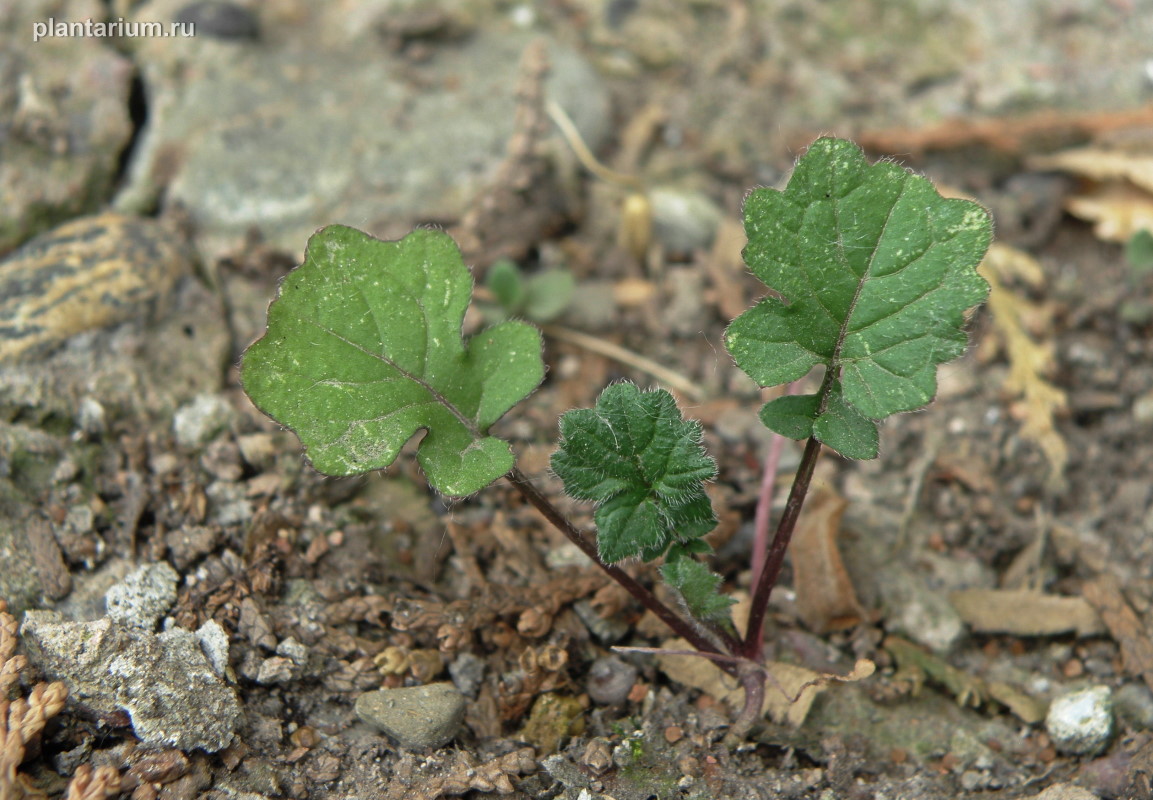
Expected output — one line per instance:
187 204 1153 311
650 187 724 255
104 562 179 629
449 652 486 698
119 25 608 262
0 213 192 365
586 656 638 706
878 566 966 653
1045 685 1114 756
0 0 134 251
173 394 235 448
21 612 240 752
355 683 465 750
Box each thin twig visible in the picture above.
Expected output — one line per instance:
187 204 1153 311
541 324 707 402
545 100 643 190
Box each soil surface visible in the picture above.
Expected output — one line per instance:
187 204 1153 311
4 2 1153 800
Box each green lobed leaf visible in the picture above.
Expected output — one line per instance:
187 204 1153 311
661 551 735 627
725 137 992 458
550 383 717 564
241 226 544 496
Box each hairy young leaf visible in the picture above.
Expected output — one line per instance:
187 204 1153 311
661 548 736 626
726 137 992 459
241 226 543 496
551 383 717 564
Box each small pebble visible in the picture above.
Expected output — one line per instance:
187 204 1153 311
195 620 231 677
649 187 723 255
173 394 235 448
175 1 260 40
573 599 629 644
76 397 107 436
1114 682 1153 730
449 652 486 698
586 656 638 706
355 683 465 750
255 656 295 685
1045 685 1114 756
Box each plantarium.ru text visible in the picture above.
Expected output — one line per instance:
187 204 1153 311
240 137 993 733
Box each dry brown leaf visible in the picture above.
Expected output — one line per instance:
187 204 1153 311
979 244 1069 489
856 105 1153 158
655 640 823 727
704 217 750 322
1030 147 1153 194
949 588 1105 638
984 681 1048 725
1028 143 1153 242
1081 576 1153 694
790 487 865 633
1063 183 1153 242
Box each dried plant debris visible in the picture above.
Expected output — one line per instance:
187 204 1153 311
655 637 821 728
790 487 866 634
979 243 1069 489
389 573 606 650
0 600 122 800
883 636 1045 723
949 588 1106 638
383 747 536 799
1081 576 1153 694
1030 141 1153 242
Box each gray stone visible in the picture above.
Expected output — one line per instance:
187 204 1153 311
449 652 486 698
878 565 966 653
0 1 134 252
276 637 309 668
1045 685 1114 756
561 282 620 332
586 656 637 706
21 612 240 752
195 619 232 678
173 394 235 448
355 682 466 750
573 599 630 644
205 480 254 527
650 188 724 255
117 11 609 262
255 656 296 685
75 398 107 437
1115 682 1153 730
661 268 709 336
104 562 179 629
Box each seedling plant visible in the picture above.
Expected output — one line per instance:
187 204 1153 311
241 138 993 731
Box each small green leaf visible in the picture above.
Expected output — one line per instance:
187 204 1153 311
1126 229 1153 275
759 394 820 441
241 226 544 496
551 383 717 564
523 268 576 322
661 552 735 626
811 386 879 460
486 259 526 313
725 137 991 458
